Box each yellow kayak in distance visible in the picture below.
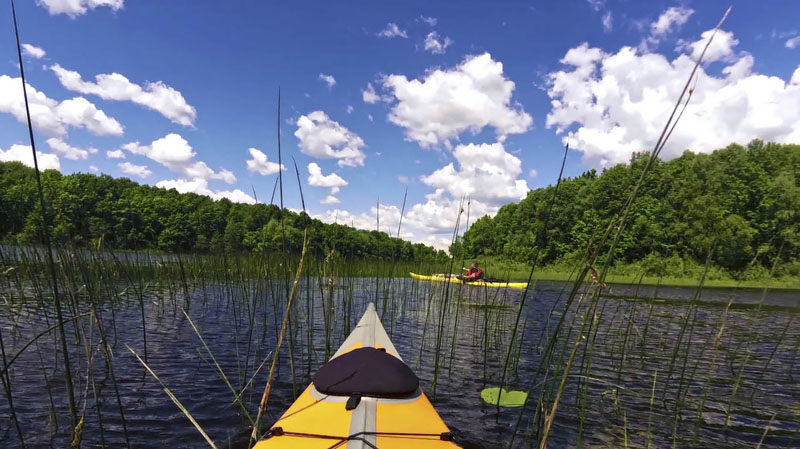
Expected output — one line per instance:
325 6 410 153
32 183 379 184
253 303 461 449
409 272 529 290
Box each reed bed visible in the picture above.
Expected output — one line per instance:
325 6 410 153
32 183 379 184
0 242 798 449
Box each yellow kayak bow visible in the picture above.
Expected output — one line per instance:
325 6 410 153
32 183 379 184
254 303 461 448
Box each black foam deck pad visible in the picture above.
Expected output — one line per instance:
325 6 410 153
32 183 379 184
313 347 419 398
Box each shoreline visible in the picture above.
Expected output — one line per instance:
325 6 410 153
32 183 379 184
522 271 800 290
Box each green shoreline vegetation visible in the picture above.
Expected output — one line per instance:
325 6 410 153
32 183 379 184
0 160 444 261
2 140 798 289
476 258 800 289
455 140 799 289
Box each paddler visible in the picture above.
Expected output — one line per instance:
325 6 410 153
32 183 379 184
458 262 484 282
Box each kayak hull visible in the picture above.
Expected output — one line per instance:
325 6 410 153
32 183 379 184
254 303 460 448
410 272 528 290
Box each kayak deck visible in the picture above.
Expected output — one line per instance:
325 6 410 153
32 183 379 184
254 303 459 448
409 272 528 290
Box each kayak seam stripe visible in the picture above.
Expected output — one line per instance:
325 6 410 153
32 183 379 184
347 304 377 449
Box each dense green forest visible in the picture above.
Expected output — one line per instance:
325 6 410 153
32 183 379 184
0 161 444 260
457 141 799 279
2 140 798 278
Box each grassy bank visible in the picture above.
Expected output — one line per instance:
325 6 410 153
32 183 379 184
459 257 800 290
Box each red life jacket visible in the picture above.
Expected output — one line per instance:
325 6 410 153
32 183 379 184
469 268 484 279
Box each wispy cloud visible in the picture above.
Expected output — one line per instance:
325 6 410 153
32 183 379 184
419 16 437 26
586 0 604 12
602 11 613 32
640 6 694 50
378 23 407 39
318 73 336 88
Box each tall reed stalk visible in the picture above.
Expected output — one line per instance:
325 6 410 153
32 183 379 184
10 0 78 430
511 7 733 448
128 346 219 448
497 141 569 412
249 231 309 446
0 325 26 448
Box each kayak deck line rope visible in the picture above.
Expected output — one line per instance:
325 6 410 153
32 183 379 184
265 427 455 449
271 395 329 423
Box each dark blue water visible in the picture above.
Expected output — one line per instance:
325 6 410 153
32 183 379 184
1 279 798 448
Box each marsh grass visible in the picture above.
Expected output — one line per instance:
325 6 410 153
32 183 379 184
477 258 800 289
10 1 78 439
0 231 796 448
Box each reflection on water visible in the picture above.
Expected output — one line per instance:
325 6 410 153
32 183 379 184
1 279 798 448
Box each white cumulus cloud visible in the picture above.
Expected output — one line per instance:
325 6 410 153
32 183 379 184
106 149 125 159
37 0 123 17
362 82 381 104
156 178 256 204
787 36 800 49
55 97 124 135
313 190 504 250
405 188 495 236
421 142 528 205
308 162 347 204
294 111 366 167
246 147 284 175
314 203 404 236
545 32 800 169
122 133 235 183
679 29 739 63
22 44 46 59
792 67 800 85
378 23 407 39
307 162 348 188
117 161 151 178
0 75 123 137
316 190 490 248
320 195 341 204
381 53 532 147
0 144 60 171
50 64 196 126
45 137 97 160
374 143 530 245
424 32 453 54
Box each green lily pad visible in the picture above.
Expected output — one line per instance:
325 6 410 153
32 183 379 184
480 387 528 407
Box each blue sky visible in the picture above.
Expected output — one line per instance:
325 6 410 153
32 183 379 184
1 0 799 248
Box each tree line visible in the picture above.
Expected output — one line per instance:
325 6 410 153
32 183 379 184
456 141 799 278
2 140 797 275
0 161 445 261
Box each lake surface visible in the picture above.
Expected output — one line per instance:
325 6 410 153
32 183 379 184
1 278 798 448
